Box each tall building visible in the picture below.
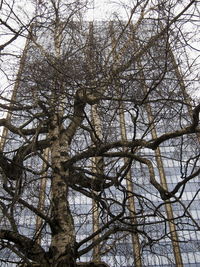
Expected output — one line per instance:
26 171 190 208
0 18 200 267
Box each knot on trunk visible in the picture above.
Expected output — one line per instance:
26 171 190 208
76 89 99 105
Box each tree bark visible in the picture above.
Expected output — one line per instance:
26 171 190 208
49 114 76 266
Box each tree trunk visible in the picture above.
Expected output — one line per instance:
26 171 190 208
49 114 76 266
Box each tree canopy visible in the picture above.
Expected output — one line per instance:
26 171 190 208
0 1 200 266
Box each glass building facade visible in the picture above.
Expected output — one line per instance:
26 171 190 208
0 20 200 267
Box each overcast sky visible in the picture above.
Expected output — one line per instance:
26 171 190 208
85 0 130 20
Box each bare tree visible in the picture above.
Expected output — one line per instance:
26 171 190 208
0 0 200 266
